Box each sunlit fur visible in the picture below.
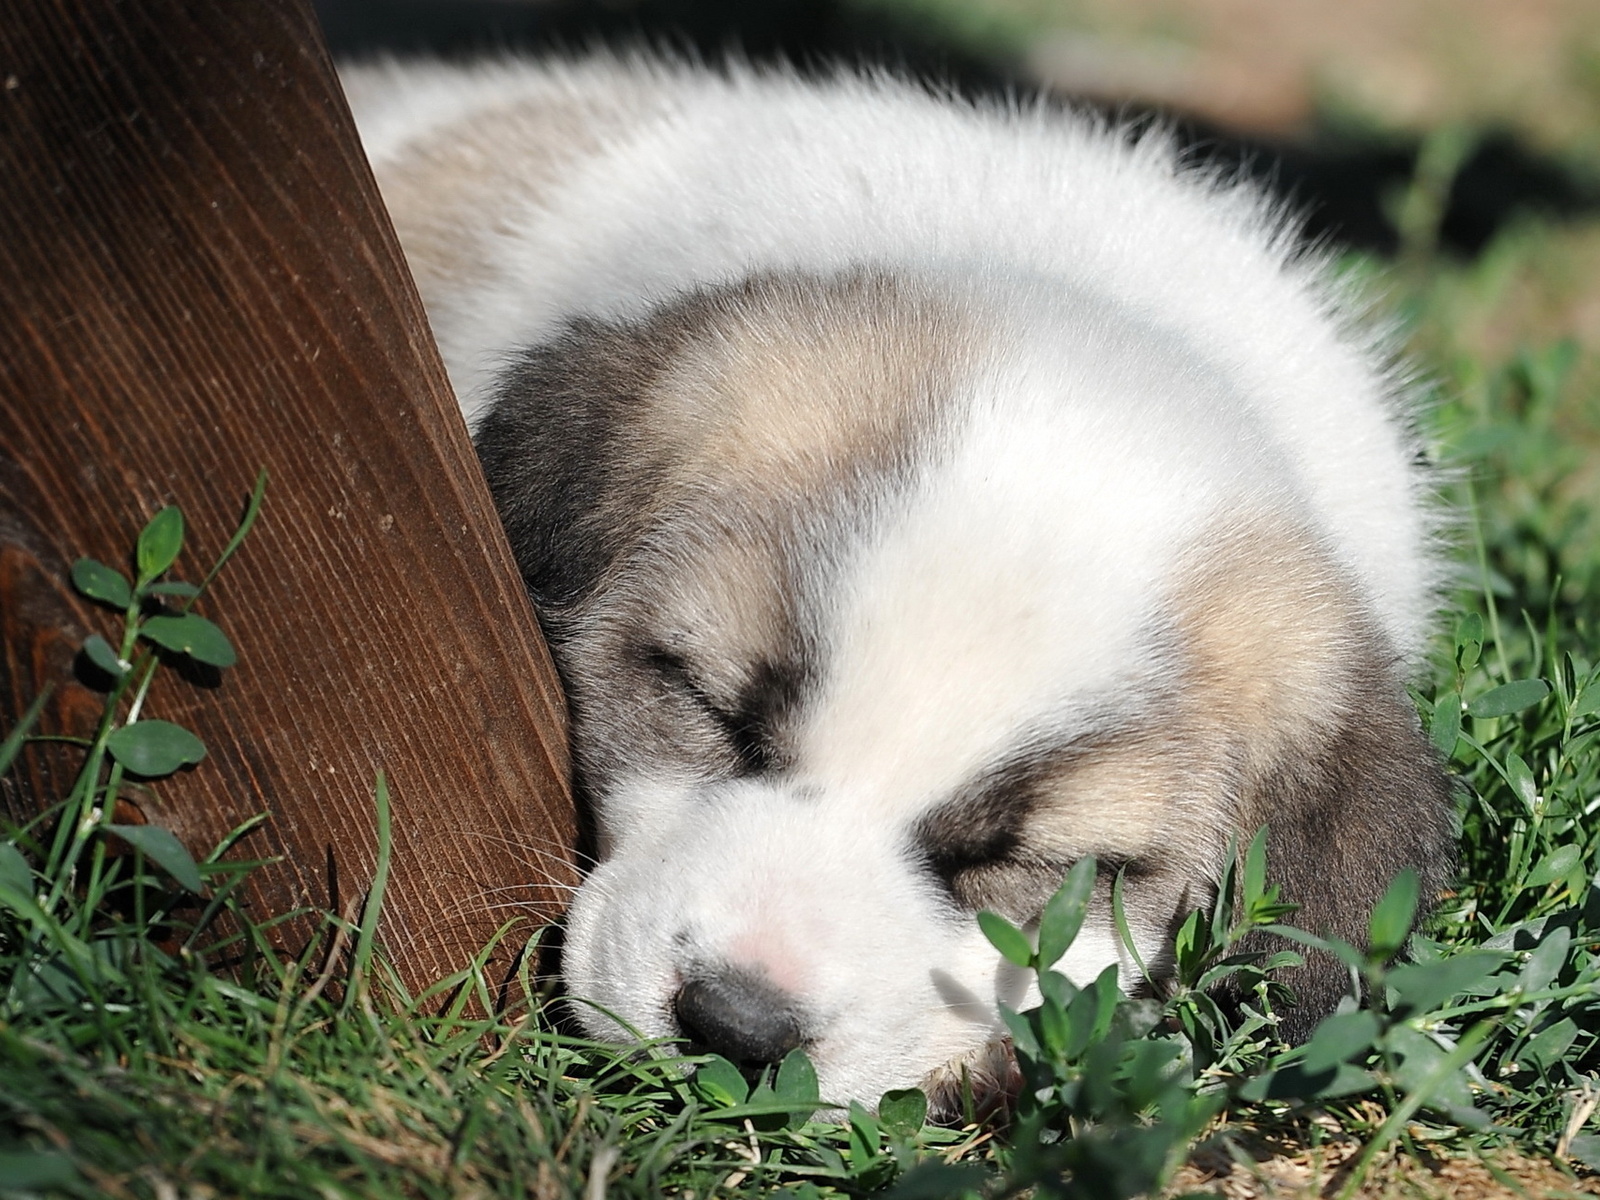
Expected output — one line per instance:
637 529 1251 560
344 55 1455 1111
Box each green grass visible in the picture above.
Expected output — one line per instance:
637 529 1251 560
5 175 1600 1200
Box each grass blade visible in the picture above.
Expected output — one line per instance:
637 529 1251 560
0 688 52 778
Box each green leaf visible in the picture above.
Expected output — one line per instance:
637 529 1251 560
105 720 206 777
1466 678 1550 719
1263 923 1366 971
692 1056 748 1107
1518 926 1571 994
144 580 200 598
1521 1016 1578 1071
347 773 394 1019
1562 856 1590 900
0 1150 81 1190
1454 613 1483 672
1505 752 1538 812
999 1003 1039 1061
1560 728 1600 769
1037 967 1076 1009
136 505 184 583
746 1080 778 1112
105 823 205 894
1524 844 1582 889
1517 339 1579 401
1572 674 1600 721
71 557 132 608
1036 993 1071 1058
1173 908 1204 975
200 469 267 595
774 1048 820 1108
1429 692 1461 756
877 1088 927 1136
0 867 60 933
1111 866 1153 984
0 840 34 899
140 613 236 668
1036 856 1095 970
1300 1010 1379 1073
1242 825 1269 905
1211 836 1240 942
1386 1025 1487 1127
1059 970 1109 1060
1367 869 1420 959
978 909 1033 968
1238 1060 1375 1102
1388 951 1506 1014
848 1100 880 1155
1079 963 1120 1053
81 633 128 678
880 1162 991 1200
1565 1134 1600 1173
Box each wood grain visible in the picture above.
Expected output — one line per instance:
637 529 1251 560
0 0 578 990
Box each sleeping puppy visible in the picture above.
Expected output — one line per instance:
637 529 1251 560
342 56 1456 1111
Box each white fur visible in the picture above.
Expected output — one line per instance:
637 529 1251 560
346 56 1434 658
344 56 1440 1108
555 293 1257 1102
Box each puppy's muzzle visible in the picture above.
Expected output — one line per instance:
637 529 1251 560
674 964 805 1065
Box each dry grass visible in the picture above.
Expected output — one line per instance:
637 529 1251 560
957 0 1600 149
1174 1136 1600 1200
1164 1104 1600 1200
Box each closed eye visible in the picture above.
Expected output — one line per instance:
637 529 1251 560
637 645 774 776
922 823 1021 890
913 798 1053 919
921 838 1075 922
911 735 1101 921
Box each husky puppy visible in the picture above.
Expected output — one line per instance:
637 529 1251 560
342 56 1455 1111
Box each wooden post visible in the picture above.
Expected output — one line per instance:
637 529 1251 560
0 0 578 990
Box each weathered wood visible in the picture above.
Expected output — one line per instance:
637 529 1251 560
0 0 578 989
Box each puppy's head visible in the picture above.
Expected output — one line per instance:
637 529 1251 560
475 270 1454 1109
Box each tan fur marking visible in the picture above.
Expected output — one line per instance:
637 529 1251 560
371 87 667 293
646 273 976 492
1175 517 1366 778
637 276 977 706
646 523 797 692
1010 518 1370 917
1028 734 1196 859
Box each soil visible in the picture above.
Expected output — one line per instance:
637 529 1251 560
1172 1131 1600 1200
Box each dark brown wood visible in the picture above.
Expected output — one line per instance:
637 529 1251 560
0 0 578 989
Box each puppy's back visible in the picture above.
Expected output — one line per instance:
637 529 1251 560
345 56 1438 668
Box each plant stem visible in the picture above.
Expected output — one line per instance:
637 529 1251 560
1468 487 1512 683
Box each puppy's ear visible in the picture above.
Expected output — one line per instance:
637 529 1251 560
1234 657 1457 1041
474 313 690 609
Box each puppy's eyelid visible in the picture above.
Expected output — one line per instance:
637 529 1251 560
924 831 1018 878
635 642 773 774
636 642 691 677
640 645 720 706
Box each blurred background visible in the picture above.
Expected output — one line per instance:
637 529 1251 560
317 0 1600 252
318 0 1600 604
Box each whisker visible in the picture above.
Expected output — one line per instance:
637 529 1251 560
454 828 597 873
407 875 590 941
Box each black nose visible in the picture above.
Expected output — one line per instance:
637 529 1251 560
673 967 804 1065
